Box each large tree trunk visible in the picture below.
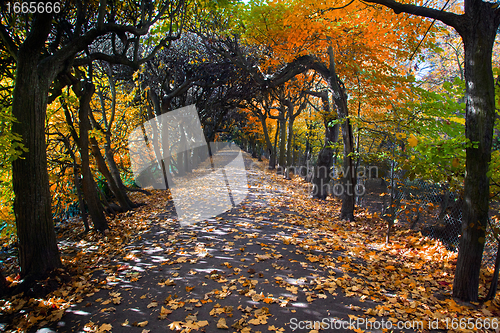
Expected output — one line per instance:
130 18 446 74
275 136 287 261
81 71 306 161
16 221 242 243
11 15 61 280
79 82 108 232
453 12 497 301
362 0 500 303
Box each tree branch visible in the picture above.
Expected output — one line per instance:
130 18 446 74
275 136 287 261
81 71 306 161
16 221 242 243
0 23 18 62
362 0 465 33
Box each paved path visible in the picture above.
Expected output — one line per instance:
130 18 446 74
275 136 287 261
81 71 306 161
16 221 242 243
35 155 377 333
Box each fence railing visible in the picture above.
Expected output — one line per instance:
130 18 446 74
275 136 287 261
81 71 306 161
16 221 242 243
358 177 499 269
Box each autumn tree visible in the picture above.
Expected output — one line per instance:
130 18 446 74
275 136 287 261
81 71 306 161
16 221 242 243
364 0 500 303
134 31 256 181
0 0 186 284
227 0 427 220
89 62 138 212
0 48 21 245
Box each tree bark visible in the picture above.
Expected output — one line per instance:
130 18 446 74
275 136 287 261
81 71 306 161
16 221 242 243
146 90 171 187
11 14 62 280
278 117 287 174
339 117 356 221
272 120 280 170
285 101 295 180
62 136 89 232
260 116 276 169
453 13 497 301
104 141 134 202
79 82 108 232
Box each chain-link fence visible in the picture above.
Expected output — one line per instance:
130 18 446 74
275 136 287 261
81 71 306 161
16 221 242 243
360 176 499 269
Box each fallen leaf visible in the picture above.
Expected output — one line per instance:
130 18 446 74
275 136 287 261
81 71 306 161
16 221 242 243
217 317 229 329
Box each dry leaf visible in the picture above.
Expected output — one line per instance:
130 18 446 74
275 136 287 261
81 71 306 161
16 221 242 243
97 323 112 332
217 317 229 329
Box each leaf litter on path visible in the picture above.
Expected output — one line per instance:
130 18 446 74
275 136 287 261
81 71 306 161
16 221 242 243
0 154 499 332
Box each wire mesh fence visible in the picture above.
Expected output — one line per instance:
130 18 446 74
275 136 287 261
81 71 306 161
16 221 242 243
360 176 499 269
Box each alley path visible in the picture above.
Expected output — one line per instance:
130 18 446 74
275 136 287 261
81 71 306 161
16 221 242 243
36 154 378 333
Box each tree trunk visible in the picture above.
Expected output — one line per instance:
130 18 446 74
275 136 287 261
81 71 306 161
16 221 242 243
79 82 108 232
145 97 170 188
311 90 338 199
272 120 280 169
260 116 275 169
340 118 356 221
302 137 311 177
74 163 90 232
90 137 133 211
160 109 173 186
292 134 297 166
177 123 188 176
103 140 137 208
453 17 497 301
278 117 287 174
312 120 338 199
11 15 61 280
326 46 355 221
362 0 500 303
285 104 295 180
62 136 89 232
486 241 500 300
